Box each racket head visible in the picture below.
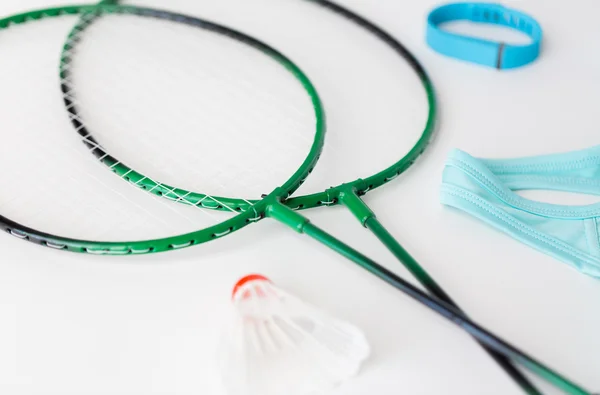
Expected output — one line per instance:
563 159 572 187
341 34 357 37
65 0 437 212
285 0 437 209
0 4 325 254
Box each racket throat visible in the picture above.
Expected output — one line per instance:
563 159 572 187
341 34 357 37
265 198 310 233
337 184 375 227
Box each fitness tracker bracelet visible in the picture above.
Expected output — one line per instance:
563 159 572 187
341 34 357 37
426 3 543 69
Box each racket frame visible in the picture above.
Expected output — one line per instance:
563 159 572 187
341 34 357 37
0 4 326 255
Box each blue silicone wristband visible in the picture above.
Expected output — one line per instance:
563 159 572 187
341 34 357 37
426 3 543 69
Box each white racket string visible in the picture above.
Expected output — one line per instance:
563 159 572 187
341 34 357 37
117 0 429 196
64 96 263 220
59 12 315 201
0 11 316 242
1 108 200 236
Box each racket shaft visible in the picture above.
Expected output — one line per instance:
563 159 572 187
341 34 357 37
301 222 590 395
359 213 541 393
338 188 540 392
266 201 592 395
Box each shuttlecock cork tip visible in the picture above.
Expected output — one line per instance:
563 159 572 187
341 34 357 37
232 274 271 299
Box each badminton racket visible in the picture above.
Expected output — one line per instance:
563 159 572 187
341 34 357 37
65 1 561 393
64 1 540 391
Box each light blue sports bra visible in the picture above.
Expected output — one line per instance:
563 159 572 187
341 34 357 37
441 147 600 279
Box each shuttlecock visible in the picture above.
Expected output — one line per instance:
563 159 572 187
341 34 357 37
219 274 370 395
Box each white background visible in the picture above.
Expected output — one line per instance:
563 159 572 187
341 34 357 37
1 1 599 394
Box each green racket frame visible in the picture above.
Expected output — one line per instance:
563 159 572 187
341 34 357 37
61 4 541 393
0 4 326 255
64 0 436 214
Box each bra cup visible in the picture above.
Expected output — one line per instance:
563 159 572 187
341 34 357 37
442 148 600 279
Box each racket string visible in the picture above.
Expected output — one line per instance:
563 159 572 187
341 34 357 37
0 8 319 242
60 21 315 200
5 122 202 237
56 110 231 217
1 82 228 239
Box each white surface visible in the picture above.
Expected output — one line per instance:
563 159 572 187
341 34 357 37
0 1 599 394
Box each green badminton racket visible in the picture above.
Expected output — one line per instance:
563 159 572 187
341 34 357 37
0 4 591 394
64 0 552 394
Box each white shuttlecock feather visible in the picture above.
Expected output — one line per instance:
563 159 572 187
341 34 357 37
219 275 370 395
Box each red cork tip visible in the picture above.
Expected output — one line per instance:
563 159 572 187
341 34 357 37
232 274 270 299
